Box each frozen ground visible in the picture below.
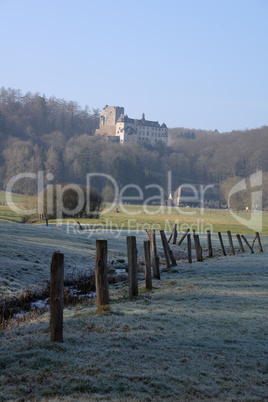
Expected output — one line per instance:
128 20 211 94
0 221 151 298
1 221 266 299
0 222 267 400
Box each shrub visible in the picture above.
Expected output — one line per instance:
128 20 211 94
42 184 103 219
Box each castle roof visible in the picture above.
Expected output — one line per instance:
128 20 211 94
117 114 165 127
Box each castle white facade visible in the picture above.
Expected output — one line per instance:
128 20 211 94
95 106 168 146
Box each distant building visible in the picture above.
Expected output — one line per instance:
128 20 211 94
95 105 168 146
176 184 220 209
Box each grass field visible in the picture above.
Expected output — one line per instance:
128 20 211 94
0 191 267 235
1 220 265 300
0 239 267 400
80 204 268 236
0 213 267 400
0 191 36 223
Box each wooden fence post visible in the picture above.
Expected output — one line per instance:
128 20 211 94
168 245 177 266
167 226 174 243
218 232 227 256
194 234 203 262
252 234 257 249
147 230 160 279
50 252 64 342
187 234 192 263
127 236 138 297
241 235 254 254
77 221 83 230
207 230 213 258
143 240 152 290
160 230 177 267
255 232 263 253
95 240 109 311
236 234 245 253
177 229 190 246
160 230 171 268
227 231 235 255
173 224 178 245
198 234 203 261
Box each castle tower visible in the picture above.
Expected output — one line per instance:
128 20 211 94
100 106 124 126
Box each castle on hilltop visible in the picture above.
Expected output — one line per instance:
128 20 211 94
95 106 168 146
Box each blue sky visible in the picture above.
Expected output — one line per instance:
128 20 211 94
1 0 267 132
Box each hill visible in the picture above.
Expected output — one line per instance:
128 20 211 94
0 87 267 210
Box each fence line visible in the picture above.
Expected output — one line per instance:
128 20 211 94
48 229 264 341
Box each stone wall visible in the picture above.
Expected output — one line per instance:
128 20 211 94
95 125 116 136
100 106 124 126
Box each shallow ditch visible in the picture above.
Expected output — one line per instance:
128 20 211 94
0 265 128 328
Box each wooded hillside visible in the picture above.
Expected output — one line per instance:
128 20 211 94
0 87 267 209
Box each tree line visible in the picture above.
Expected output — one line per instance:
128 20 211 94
0 87 267 210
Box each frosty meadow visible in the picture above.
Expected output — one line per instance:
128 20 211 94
0 221 267 400
0 169 267 400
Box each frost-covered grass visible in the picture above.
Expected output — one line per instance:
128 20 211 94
1 255 268 401
0 221 266 299
0 222 268 400
0 222 94 298
0 221 154 298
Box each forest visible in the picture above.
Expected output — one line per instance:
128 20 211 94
0 87 267 209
